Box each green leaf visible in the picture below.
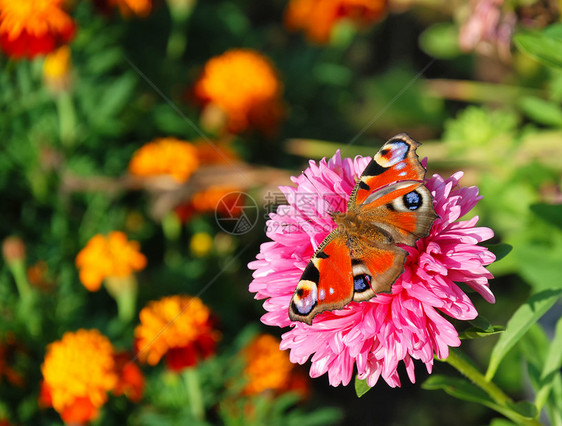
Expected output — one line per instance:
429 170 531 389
541 316 562 381
514 25 562 69
546 375 562 425
469 315 494 332
313 63 352 87
422 375 495 406
458 320 504 342
516 243 562 291
354 377 371 398
530 203 562 229
519 324 550 386
484 243 512 262
518 96 562 127
423 375 538 422
486 289 562 381
419 23 462 59
459 325 505 340
505 401 537 419
544 23 562 39
490 419 517 426
536 316 562 411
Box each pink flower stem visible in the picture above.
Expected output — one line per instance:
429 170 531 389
443 350 541 426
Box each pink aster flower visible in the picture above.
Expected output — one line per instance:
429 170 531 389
248 150 495 388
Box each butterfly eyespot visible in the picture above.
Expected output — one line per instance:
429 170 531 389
354 274 371 292
292 281 318 315
403 190 422 210
380 149 390 156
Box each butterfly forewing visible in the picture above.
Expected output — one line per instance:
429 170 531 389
349 133 426 208
289 234 353 325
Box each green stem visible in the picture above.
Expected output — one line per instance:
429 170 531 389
162 211 182 267
8 259 32 301
56 91 76 148
104 276 138 324
166 22 187 61
7 259 40 335
183 367 204 421
445 350 512 405
443 350 542 426
166 0 195 60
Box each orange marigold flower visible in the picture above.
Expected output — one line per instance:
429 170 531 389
241 334 308 397
0 0 75 58
129 137 200 183
41 330 117 424
193 49 284 135
112 352 145 403
75 231 147 292
192 186 243 215
285 0 387 43
173 141 242 223
135 295 220 371
93 0 151 17
38 380 53 407
195 140 240 165
175 186 243 224
110 0 151 16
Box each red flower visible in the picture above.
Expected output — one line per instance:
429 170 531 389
112 352 145 403
0 0 75 59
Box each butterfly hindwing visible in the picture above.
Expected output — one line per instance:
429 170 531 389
289 233 353 325
361 181 437 245
351 245 407 302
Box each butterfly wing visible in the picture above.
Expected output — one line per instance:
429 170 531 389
289 232 353 325
349 133 426 208
350 244 407 302
350 181 437 303
361 181 437 244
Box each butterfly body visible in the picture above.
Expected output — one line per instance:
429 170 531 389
289 134 437 325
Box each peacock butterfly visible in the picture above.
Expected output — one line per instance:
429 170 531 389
289 133 437 325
